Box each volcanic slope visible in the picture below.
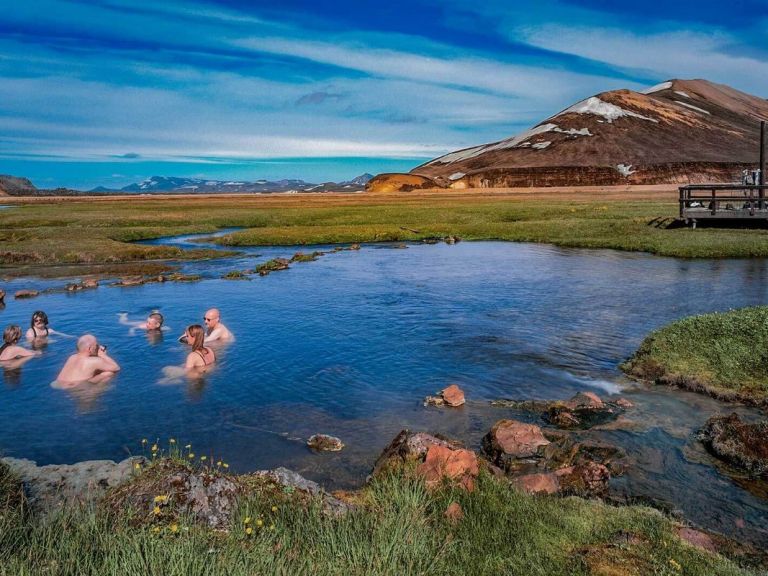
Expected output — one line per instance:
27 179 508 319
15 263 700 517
411 79 768 187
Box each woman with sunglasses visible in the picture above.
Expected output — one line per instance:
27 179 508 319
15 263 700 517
25 310 70 341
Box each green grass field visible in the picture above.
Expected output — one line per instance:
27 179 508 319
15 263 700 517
3 193 768 277
622 306 768 404
0 459 759 576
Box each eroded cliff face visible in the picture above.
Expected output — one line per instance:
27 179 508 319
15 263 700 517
406 79 768 188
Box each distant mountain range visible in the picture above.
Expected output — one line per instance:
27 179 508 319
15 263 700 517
0 174 373 196
369 78 768 190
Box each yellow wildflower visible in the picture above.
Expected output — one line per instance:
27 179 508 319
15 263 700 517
269 524 275 531
271 506 278 512
170 524 179 533
141 439 147 445
216 461 222 467
153 506 161 515
151 444 158 453
244 517 251 524
223 463 229 469
153 495 168 504
256 519 263 527
134 463 141 470
169 438 176 444
188 453 195 459
200 456 207 461
245 527 253 535
151 526 160 533
185 444 192 449
669 559 682 572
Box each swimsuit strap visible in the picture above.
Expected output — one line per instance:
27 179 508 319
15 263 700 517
32 326 49 337
0 342 10 358
195 349 209 366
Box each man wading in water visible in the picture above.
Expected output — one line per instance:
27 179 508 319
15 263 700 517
202 308 234 343
54 334 120 387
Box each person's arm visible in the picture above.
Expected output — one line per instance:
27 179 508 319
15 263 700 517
94 348 120 372
6 345 40 359
117 313 143 329
48 328 74 338
184 352 201 371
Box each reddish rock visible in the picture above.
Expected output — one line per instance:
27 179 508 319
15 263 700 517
417 444 478 491
482 420 550 468
441 384 465 407
565 391 604 410
615 397 634 409
444 501 464 524
512 473 559 495
370 430 465 478
548 409 581 428
116 276 144 287
81 279 99 289
558 461 610 496
676 527 718 553
14 289 39 299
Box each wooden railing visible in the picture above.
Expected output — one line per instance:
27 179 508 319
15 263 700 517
679 184 768 219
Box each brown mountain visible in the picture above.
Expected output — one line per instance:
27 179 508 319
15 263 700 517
400 79 768 188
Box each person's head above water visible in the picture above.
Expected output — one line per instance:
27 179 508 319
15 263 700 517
185 324 205 351
76 334 99 355
146 312 164 330
3 325 21 345
203 309 220 329
31 311 49 329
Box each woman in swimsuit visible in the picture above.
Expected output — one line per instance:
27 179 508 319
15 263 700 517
1 325 41 361
25 311 69 341
184 324 215 372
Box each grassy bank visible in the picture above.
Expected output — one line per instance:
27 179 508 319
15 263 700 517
3 190 768 277
0 460 758 576
622 306 768 404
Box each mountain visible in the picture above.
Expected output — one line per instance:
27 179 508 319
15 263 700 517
0 175 37 196
386 79 768 189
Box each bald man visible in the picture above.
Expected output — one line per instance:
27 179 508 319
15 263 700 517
203 308 234 343
54 334 120 388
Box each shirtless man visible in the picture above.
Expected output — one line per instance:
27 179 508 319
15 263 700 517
55 334 120 388
202 308 234 343
118 311 166 334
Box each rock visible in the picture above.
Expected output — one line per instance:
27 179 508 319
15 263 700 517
512 472 560 495
481 420 550 469
423 395 445 407
167 471 240 529
256 258 290 276
307 434 345 452
558 461 611 496
444 501 464 524
116 276 144 287
14 289 39 299
422 237 440 244
565 391 604 410
676 526 718 553
424 384 465 408
349 243 361 250
167 273 201 283
290 251 323 263
156 275 166 283
253 467 351 516
699 413 768 476
370 430 465 479
1 456 146 511
441 384 466 407
548 409 581 428
417 444 478 491
444 235 460 245
615 397 634 409
82 278 99 289
0 288 5 303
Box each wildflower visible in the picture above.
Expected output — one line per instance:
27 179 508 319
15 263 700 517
244 517 251 524
151 444 158 453
169 438 176 444
151 526 160 533
141 439 148 445
245 527 253 535
200 456 207 461
153 495 168 504
669 559 682 572
185 444 192 449
134 463 141 471
153 506 161 515
216 461 222 467
170 524 179 533
269 524 275 531
223 463 229 469
271 506 278 512
256 519 263 527
188 453 195 459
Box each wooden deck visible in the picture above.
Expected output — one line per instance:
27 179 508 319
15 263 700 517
679 184 768 225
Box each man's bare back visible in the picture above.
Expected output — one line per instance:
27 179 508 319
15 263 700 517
55 335 120 388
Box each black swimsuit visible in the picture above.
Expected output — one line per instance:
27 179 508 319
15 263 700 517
32 326 49 338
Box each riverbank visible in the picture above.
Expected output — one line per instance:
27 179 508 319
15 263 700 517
622 306 768 406
4 186 768 278
1 447 761 575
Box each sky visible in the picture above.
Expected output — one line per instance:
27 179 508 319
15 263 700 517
1 0 767 190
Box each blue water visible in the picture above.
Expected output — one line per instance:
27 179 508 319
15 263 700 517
1 238 768 543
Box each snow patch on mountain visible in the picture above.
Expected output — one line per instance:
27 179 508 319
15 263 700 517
448 172 465 181
532 141 551 149
674 101 711 115
642 81 673 94
674 90 690 98
558 97 658 123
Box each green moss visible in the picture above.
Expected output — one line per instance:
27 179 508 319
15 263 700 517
622 306 768 403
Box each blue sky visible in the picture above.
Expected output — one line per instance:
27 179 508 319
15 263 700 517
1 0 767 189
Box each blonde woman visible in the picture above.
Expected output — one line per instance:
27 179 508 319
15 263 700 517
1 325 41 361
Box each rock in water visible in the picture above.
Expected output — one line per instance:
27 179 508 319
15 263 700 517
307 434 345 452
481 419 550 468
441 384 466 407
699 413 768 476
14 289 39 299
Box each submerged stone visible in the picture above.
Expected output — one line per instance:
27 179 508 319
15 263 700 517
307 434 345 452
14 289 39 299
481 419 550 468
699 413 768 476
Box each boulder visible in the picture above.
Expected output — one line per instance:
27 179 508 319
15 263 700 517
2 456 146 511
116 276 144 287
252 467 351 516
256 258 290 276
307 434 345 452
82 278 99 289
370 430 466 479
699 413 768 476
557 461 611 496
14 289 39 299
565 391 605 410
512 472 560 495
417 444 478 491
481 420 550 469
615 397 634 409
545 392 618 430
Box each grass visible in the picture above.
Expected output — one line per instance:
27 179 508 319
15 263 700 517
0 457 760 576
4 191 768 277
621 306 768 404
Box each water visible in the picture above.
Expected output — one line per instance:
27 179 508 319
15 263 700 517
1 238 768 544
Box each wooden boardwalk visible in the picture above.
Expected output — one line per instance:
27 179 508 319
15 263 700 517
679 184 768 226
